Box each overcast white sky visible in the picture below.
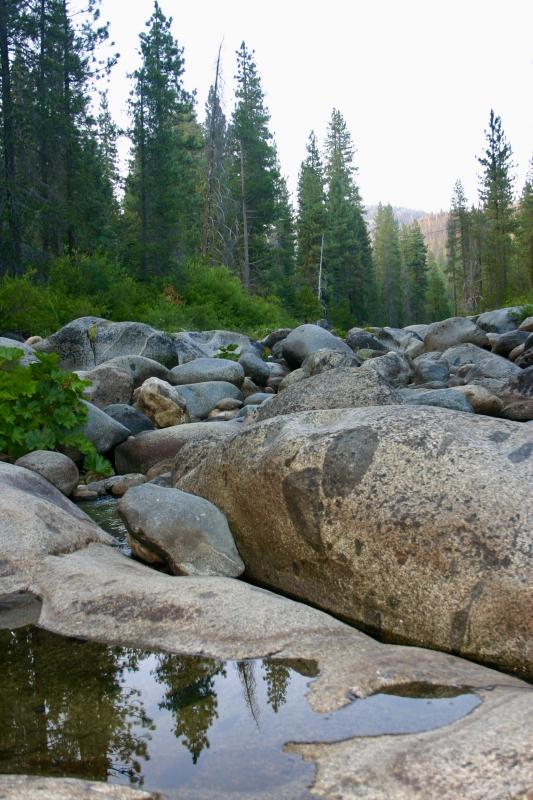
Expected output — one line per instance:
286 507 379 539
98 0 533 212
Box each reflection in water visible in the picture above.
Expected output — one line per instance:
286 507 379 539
77 496 131 557
0 627 482 799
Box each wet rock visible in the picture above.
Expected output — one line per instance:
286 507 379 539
33 317 181 370
83 401 130 454
118 484 244 577
424 317 489 352
177 405 533 678
255 368 401 421
14 451 79 496
133 377 188 428
170 357 245 387
103 404 155 436
0 776 161 800
292 688 533 800
302 347 361 377
78 363 133 408
238 351 271 386
360 351 413 387
114 421 241 474
281 324 353 369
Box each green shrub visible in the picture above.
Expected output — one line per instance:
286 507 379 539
214 343 240 361
0 346 112 477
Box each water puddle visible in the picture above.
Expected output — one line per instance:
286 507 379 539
0 627 481 799
77 496 131 557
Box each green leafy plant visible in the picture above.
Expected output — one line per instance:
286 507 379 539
214 343 241 361
0 346 112 477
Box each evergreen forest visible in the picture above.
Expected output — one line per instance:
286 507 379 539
1 0 532 338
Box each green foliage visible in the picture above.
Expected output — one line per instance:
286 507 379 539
83 449 114 479
214 343 240 361
0 347 111 477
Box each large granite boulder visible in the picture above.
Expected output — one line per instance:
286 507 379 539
424 317 489 352
497 365 533 421
301 348 360 377
83 401 130 453
254 368 402 421
33 317 181 370
133 377 188 428
119 484 244 577
413 353 450 385
114 420 241 474
281 324 353 368
0 776 160 800
372 327 425 358
170 357 245 387
346 328 387 353
172 330 261 364
78 363 133 409
103 404 155 436
492 329 530 357
476 306 521 333
14 451 79 496
440 343 496 370
360 351 413 387
99 354 177 388
0 462 111 591
176 405 533 678
173 381 243 420
0 337 38 365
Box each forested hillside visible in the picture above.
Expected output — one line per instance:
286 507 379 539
0 0 532 337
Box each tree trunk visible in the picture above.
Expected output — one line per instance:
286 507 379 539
139 77 148 281
202 43 222 259
0 0 22 275
62 0 74 256
240 141 250 291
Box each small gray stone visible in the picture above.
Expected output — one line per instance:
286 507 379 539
78 364 133 409
118 484 244 577
14 451 79 496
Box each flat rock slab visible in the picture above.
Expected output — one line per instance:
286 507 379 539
291 687 533 799
0 775 162 799
118 484 244 577
177 405 533 679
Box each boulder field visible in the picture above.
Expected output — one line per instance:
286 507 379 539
3 308 533 798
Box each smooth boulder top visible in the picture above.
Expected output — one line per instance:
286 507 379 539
83 400 130 453
170 357 245 387
0 337 38 365
101 354 177 388
77 363 134 409
174 380 243 420
281 324 353 368
14 450 79 496
255 367 402 421
33 317 181 371
475 306 522 333
173 329 262 364
423 316 490 352
118 483 244 577
177 404 533 678
103 404 155 435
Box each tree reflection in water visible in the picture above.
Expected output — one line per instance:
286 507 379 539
0 627 298 780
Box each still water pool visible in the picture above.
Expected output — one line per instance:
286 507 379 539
0 627 481 799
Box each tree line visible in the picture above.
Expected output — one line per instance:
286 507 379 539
0 0 532 337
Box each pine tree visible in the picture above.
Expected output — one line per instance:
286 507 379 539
296 131 326 293
229 42 279 292
426 252 451 322
477 110 515 307
323 109 373 328
515 157 533 291
400 220 428 324
372 204 402 326
125 1 202 280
